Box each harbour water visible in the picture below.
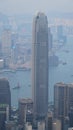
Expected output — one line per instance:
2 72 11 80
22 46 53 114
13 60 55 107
0 70 31 107
49 36 73 101
0 36 73 108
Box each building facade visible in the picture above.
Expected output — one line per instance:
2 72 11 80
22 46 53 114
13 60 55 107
18 98 33 126
54 82 73 130
48 27 53 50
32 12 48 119
1 29 12 57
1 29 12 68
0 78 11 130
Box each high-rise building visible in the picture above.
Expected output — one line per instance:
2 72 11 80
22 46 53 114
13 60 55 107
38 121 45 130
57 25 67 43
54 82 73 130
1 29 12 57
48 27 53 50
25 123 32 130
1 29 12 68
69 110 73 127
47 112 53 130
53 119 61 130
57 25 63 39
0 78 11 130
18 98 33 126
5 121 16 130
32 12 48 119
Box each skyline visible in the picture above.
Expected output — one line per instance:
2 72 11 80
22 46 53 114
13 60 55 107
0 0 73 15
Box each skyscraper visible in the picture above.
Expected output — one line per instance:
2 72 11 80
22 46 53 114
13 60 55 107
0 78 11 130
54 82 73 130
54 82 73 118
32 12 48 119
1 29 12 67
1 29 12 57
18 98 33 126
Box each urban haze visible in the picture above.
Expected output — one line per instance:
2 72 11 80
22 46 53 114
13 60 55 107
0 0 73 130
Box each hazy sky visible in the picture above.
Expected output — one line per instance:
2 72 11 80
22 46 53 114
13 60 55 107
0 0 73 15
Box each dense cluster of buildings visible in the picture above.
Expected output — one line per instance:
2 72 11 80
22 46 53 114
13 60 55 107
0 28 31 69
0 12 73 130
0 11 69 69
0 12 49 130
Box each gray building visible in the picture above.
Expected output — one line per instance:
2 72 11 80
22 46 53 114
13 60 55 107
32 12 48 120
54 82 73 130
0 78 11 130
18 98 33 126
54 82 73 118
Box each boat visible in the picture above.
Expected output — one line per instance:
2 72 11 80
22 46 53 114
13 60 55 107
13 83 20 89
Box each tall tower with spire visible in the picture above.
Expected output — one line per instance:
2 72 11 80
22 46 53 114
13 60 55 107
32 12 48 119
